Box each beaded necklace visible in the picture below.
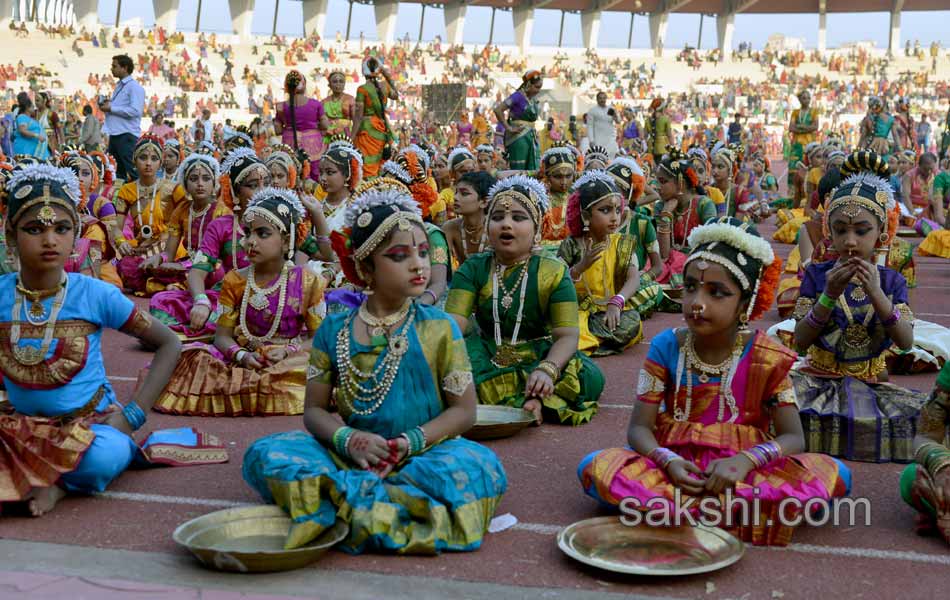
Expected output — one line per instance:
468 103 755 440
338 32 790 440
671 196 696 251
11 274 69 366
491 257 531 367
134 182 158 240
186 200 213 257
237 263 288 347
673 330 743 423
336 303 416 416
459 219 485 259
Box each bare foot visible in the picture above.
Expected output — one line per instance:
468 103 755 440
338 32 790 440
25 486 66 517
523 399 543 425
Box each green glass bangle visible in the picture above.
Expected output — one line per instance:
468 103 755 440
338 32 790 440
332 426 356 458
817 293 836 310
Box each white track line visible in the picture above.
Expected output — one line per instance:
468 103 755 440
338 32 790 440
916 313 950 318
107 375 139 382
600 404 635 409
94 491 950 566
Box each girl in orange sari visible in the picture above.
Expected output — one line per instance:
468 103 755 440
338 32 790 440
351 57 397 178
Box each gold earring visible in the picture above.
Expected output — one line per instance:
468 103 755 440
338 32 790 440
879 232 890 244
739 313 750 333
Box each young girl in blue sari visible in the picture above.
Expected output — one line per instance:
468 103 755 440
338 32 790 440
0 165 223 517
243 187 507 554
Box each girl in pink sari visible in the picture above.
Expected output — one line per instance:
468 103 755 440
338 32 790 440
275 70 329 163
579 218 849 546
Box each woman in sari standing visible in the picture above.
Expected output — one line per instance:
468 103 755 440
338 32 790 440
322 71 355 139
351 57 398 179
275 70 329 161
493 71 543 172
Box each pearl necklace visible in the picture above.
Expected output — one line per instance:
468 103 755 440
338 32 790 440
491 257 531 368
11 274 69 366
336 303 416 416
495 258 529 310
673 330 743 423
238 264 288 347
230 214 241 272
186 200 213 257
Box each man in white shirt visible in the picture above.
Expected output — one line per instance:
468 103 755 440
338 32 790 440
191 109 213 143
585 92 619 159
99 54 145 181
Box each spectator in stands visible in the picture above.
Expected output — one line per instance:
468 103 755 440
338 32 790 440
100 54 145 181
191 108 213 142
147 112 176 141
79 104 101 151
585 91 619 159
728 113 743 145
12 92 46 159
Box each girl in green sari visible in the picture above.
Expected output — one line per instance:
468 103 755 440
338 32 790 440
445 176 605 426
493 71 543 171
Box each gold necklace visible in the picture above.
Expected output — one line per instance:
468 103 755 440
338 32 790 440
16 279 65 321
358 299 411 338
11 274 69 366
495 259 529 310
186 200 213 257
460 220 484 258
837 293 875 350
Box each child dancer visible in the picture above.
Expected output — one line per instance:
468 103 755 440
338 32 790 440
148 148 270 341
579 217 849 546
539 145 578 243
0 165 223 516
113 135 186 295
791 151 926 462
901 360 950 545
445 176 604 425
243 187 506 554
154 188 324 416
443 171 496 265
61 151 121 286
557 170 643 356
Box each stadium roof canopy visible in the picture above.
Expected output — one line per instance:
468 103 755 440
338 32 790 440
398 0 947 14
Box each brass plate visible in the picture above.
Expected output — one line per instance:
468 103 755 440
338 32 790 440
896 228 918 238
463 405 536 441
557 516 744 576
173 505 348 573
659 284 683 300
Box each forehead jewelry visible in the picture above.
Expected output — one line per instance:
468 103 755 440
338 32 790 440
36 185 59 226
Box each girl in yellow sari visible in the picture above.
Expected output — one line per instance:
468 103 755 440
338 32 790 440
557 171 643 356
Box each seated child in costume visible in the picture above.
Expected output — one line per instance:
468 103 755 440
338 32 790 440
153 188 324 416
578 217 850 546
242 187 507 554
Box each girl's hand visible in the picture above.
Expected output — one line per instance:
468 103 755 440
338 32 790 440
522 398 543 424
240 351 265 370
189 303 212 331
934 470 950 545
666 459 707 495
703 455 754 495
118 241 134 256
577 238 606 274
605 304 621 331
261 345 288 364
347 430 391 470
851 258 882 296
299 193 321 216
141 254 162 270
103 409 134 436
824 260 857 298
525 369 554 401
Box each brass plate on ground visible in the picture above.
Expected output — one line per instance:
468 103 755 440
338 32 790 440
463 405 536 441
173 505 348 573
557 516 744 576
896 228 918 238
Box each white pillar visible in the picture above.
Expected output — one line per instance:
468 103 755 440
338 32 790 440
716 12 734 61
887 3 902 57
513 5 534 56
443 1 466 46
649 12 668 57
303 0 328 38
374 0 398 45
73 0 96 29
228 0 255 39
581 9 601 49
0 0 12 28
154 0 179 32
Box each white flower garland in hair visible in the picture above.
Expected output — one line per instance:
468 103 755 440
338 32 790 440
541 145 575 164
400 144 431 171
712 147 736 166
447 146 475 167
327 138 356 151
571 169 616 193
8 164 81 205
475 144 495 155
220 147 258 174
609 156 644 177
177 153 221 187
343 188 421 230
838 172 896 211
380 160 412 185
229 131 253 146
687 146 708 161
196 140 216 155
265 150 299 171
246 186 305 225
488 174 550 214
687 222 774 265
